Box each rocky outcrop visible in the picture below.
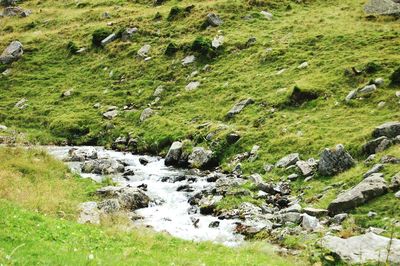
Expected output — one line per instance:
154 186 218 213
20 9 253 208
81 158 124 175
78 202 100 224
188 147 212 169
318 144 355 176
0 41 23 64
364 0 400 16
363 136 392 155
226 98 254 118
276 153 300 168
321 233 400 264
328 173 388 215
372 122 400 139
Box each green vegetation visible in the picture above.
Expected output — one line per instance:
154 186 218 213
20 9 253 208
0 147 300 265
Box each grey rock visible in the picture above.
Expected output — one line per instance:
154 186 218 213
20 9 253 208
165 141 183 166
103 110 118 119
188 147 212 169
318 144 355 176
101 33 117 46
276 153 300 168
302 213 322 231
260 10 273 20
182 55 195 66
199 195 222 215
212 35 224 48
296 159 316 176
78 202 100 224
287 173 299 181
15 98 28 109
0 41 23 64
249 174 274 194
81 158 124 175
373 122 400 138
303 207 328 218
276 212 302 225
280 203 302 213
391 172 400 190
121 27 138 41
297 61 309 69
321 233 400 264
263 163 274 173
374 77 385 86
215 177 244 195
227 98 254 118
66 147 97 162
118 187 150 211
328 173 388 215
358 84 377 95
138 44 151 57
381 155 400 164
98 199 120 214
209 221 220 228
153 85 164 97
226 132 241 144
96 186 124 197
331 213 348 225
364 0 400 16
345 89 358 102
206 13 223 27
3 6 30 17
185 81 200 91
363 164 384 178
0 125 7 131
140 108 154 122
363 136 392 155
395 191 400 198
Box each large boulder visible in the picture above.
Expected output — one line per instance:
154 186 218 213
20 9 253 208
226 98 254 118
276 153 300 168
78 202 100 224
164 141 183 166
188 147 212 169
372 122 400 138
321 233 400 264
118 188 150 211
0 41 23 64
318 144 355 176
328 173 388 215
364 0 400 16
81 159 125 175
362 136 392 155
66 147 97 162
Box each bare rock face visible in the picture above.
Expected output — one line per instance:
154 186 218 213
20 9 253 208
328 173 388 215
188 147 213 169
118 188 150 211
0 41 23 64
321 233 400 264
364 0 400 16
318 144 355 176
372 121 400 139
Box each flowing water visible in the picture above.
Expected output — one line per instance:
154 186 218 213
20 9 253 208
47 146 244 246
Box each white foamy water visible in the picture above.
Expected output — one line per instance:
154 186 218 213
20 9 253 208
46 146 244 246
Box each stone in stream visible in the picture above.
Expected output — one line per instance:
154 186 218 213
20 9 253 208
226 98 254 118
66 147 98 162
0 41 23 64
318 144 355 176
199 195 222 215
118 188 150 211
276 153 300 168
327 173 388 215
321 233 400 264
372 121 400 139
209 221 220 228
188 147 212 169
81 158 125 175
363 136 392 155
78 202 100 224
165 141 183 166
364 0 400 16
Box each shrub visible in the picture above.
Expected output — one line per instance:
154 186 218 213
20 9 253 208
191 36 215 58
66 41 78 54
364 62 381 74
390 66 400 86
167 5 194 21
165 42 179 56
92 28 112 47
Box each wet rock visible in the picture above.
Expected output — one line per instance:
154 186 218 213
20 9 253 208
118 188 150 211
206 13 223 27
66 147 98 162
321 233 400 264
123 168 135 177
78 202 100 224
303 207 328 218
276 153 300 168
209 221 220 228
373 122 400 139
188 147 212 169
165 141 183 166
0 41 23 64
328 173 388 215
302 213 322 232
139 157 149 166
226 98 254 118
363 164 384 178
140 108 154 122
199 195 222 215
318 144 355 176
98 199 120 214
364 0 400 16
177 184 194 192
81 159 125 175
363 136 392 155
190 217 200 228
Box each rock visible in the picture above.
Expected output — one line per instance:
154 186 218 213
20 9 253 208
395 191 400 198
61 89 73 97
101 33 117 46
391 172 400 190
297 61 309 69
15 98 28 109
363 164 384 178
153 85 164 97
138 44 151 57
248 145 260 162
260 10 273 20
118 188 150 211
3 6 31 17
81 159 124 175
303 207 328 218
263 163 274 173
249 174 274 194
321 233 400 264
206 13 223 27
281 203 302 213
345 89 358 102
331 213 348 225
296 159 316 177
276 153 300 168
381 155 400 164
302 214 322 232
226 98 254 118
0 125 7 131
212 35 224 48
276 212 302 225
121 27 138 41
358 84 377 95
374 77 385 86
98 199 120 214
140 108 154 122
185 81 200 91
188 147 212 169
96 186 123 197
139 157 149 166
78 202 100 224
328 173 388 215
0 41 23 64
199 195 222 215
215 177 244 195
182 55 195 66
209 221 220 228
318 144 355 176
363 136 392 155
377 101 386 108
103 110 118 119
287 174 299 181
368 211 377 217
165 141 183 166
364 0 400 16
226 132 241 144
66 147 97 162
373 122 400 138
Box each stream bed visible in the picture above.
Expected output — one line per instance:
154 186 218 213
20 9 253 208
47 146 244 246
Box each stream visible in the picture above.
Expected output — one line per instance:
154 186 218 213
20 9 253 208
46 146 244 246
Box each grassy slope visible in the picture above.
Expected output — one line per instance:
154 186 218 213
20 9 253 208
0 147 301 265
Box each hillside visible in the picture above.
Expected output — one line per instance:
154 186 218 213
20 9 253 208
1 0 400 265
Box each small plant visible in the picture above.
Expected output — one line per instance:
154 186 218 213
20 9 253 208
390 66 400 86
167 5 194 21
191 36 215 58
364 61 381 74
164 42 178 56
66 41 78 54
92 28 112 47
